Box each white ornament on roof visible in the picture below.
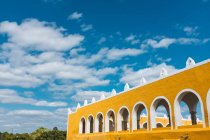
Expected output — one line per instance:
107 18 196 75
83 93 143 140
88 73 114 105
186 57 196 67
91 97 96 103
124 83 130 91
68 108 72 114
111 89 117 96
83 100 88 106
160 68 168 77
76 103 81 109
100 93 105 100
140 77 146 85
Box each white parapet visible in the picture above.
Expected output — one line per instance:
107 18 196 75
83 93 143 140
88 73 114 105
140 77 147 85
76 103 81 110
160 68 168 77
186 57 196 67
91 97 96 103
100 93 105 100
124 83 130 91
83 100 88 106
111 89 117 96
68 108 72 114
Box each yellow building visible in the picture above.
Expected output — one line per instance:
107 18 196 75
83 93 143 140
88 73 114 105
67 58 210 140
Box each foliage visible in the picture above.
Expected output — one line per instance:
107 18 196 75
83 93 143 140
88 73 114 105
0 127 66 140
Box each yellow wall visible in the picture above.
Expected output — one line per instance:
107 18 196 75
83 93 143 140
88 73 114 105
67 60 210 140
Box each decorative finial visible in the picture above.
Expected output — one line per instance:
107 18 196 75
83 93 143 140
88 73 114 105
100 93 105 100
68 108 72 114
83 100 87 106
76 103 81 109
124 83 130 91
140 77 146 85
186 57 195 67
91 97 96 103
160 68 168 77
111 89 117 96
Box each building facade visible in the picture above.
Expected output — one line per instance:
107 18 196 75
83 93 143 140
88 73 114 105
67 58 210 140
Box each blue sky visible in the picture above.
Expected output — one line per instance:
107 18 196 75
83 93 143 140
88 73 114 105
0 0 210 133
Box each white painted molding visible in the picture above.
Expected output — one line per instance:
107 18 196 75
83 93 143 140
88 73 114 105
91 97 96 103
100 93 105 100
124 83 130 91
174 88 206 129
186 57 196 67
105 109 116 132
77 103 81 110
68 108 72 114
117 106 130 131
140 77 147 85
150 96 173 129
206 89 210 126
111 89 117 96
84 100 88 106
160 68 168 77
131 101 148 131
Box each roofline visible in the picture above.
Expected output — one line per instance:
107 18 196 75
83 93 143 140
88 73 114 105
73 59 210 112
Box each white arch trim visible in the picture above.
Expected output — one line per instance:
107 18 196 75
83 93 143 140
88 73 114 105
87 114 94 133
150 96 173 130
105 109 116 132
79 116 86 134
207 89 210 127
95 112 104 133
131 101 148 131
117 106 131 131
174 88 206 129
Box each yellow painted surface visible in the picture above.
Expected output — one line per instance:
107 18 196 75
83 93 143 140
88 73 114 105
67 60 210 140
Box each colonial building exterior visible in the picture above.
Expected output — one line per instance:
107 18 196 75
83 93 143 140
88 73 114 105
67 58 210 140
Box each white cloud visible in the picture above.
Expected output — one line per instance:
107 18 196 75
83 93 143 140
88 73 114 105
125 34 140 45
0 89 67 107
71 90 111 102
142 37 207 49
68 12 83 20
0 19 84 51
107 48 145 60
120 63 178 86
183 26 199 36
7 110 54 116
97 37 106 45
80 24 93 32
145 38 176 48
0 108 68 133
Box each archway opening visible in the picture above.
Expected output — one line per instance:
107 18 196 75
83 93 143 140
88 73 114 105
156 123 164 128
79 118 86 134
88 116 94 133
95 113 103 132
105 110 115 132
151 97 172 129
142 122 147 129
175 91 204 127
132 103 148 130
118 107 130 131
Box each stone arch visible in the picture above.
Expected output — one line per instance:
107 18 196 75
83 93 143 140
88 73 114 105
87 115 94 133
132 101 148 131
95 112 104 132
79 117 86 134
117 106 130 131
150 96 173 129
174 89 206 128
105 109 116 132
